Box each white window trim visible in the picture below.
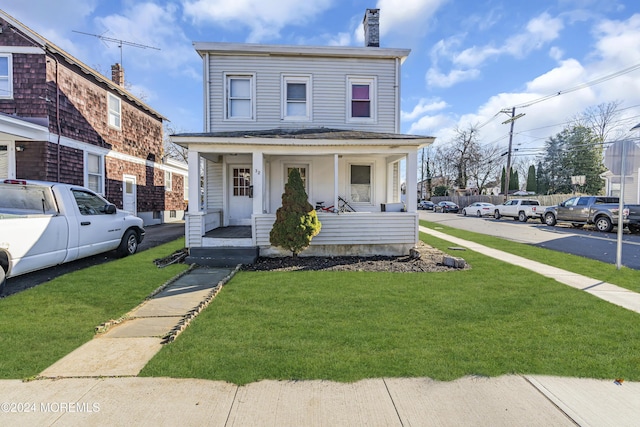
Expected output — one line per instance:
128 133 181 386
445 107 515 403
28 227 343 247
224 73 256 121
0 54 13 99
107 93 122 130
165 170 172 192
346 75 377 124
84 151 105 195
348 162 374 205
281 74 312 122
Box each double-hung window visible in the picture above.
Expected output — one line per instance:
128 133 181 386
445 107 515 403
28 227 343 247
282 75 311 121
0 54 12 99
347 76 376 123
108 93 121 129
165 171 172 191
86 152 104 194
225 74 255 120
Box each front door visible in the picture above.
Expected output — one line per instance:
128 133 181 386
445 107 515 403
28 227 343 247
228 165 252 225
123 175 137 215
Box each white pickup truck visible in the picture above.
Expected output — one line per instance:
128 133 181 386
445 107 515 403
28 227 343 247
493 198 548 222
0 180 145 292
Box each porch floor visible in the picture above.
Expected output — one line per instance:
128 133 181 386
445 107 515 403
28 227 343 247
204 226 252 238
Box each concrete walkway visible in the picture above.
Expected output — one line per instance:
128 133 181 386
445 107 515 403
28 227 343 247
2 228 640 425
420 225 640 314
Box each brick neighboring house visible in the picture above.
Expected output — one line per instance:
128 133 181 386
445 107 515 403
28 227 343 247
0 10 187 225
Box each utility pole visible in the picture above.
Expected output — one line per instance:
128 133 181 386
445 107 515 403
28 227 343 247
501 107 525 201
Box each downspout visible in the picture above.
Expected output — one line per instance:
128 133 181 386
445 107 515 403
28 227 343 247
395 57 400 134
47 52 62 182
203 52 210 132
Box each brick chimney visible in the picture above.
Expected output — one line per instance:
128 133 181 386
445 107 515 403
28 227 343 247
111 63 124 86
363 8 380 47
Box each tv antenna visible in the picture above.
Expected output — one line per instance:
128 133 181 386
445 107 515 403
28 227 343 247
72 30 160 66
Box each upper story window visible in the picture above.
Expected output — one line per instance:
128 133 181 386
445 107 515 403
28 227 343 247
347 76 376 123
0 54 13 99
282 75 311 121
85 152 104 194
108 93 122 130
225 73 255 120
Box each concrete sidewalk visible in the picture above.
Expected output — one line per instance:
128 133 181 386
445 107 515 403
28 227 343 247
4 227 639 425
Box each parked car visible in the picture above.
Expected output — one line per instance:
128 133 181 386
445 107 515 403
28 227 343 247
493 199 549 222
462 202 495 217
544 196 640 233
418 200 435 210
0 180 145 293
435 201 460 213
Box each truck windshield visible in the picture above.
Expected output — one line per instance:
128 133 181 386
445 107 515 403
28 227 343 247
0 184 58 214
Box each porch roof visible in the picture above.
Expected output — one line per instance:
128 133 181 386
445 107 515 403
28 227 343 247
172 128 434 148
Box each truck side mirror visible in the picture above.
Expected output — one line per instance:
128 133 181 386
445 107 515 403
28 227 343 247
104 204 117 214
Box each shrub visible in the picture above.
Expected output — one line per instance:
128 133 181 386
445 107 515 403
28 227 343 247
270 169 321 256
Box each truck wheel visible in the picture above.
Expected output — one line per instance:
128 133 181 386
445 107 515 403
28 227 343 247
595 216 613 233
0 267 5 295
518 211 528 222
544 212 557 226
494 210 501 219
117 229 139 257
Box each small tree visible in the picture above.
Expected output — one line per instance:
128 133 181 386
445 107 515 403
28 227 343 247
270 169 321 257
526 165 536 193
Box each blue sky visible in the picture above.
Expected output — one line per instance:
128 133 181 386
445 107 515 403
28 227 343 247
3 0 640 163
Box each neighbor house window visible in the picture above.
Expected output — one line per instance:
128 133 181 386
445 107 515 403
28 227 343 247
85 152 104 194
0 54 12 99
350 164 372 203
347 76 376 122
165 170 172 191
108 93 121 129
225 74 255 120
282 75 311 121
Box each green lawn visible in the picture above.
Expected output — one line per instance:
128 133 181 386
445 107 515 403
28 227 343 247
0 239 189 379
140 232 640 385
420 220 640 293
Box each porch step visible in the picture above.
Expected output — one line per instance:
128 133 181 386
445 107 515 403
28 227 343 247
186 247 259 267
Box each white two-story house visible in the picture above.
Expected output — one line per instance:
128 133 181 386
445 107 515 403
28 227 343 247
174 9 434 263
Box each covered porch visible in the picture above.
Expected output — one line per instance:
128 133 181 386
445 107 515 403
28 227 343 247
174 128 433 257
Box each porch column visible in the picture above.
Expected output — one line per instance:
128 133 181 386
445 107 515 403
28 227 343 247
334 154 339 207
187 149 201 214
406 150 418 212
252 151 264 214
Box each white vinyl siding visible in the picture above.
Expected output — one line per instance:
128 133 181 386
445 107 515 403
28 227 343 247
207 56 397 132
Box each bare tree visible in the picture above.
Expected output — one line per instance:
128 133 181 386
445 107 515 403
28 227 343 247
466 143 503 194
163 123 188 163
573 101 623 142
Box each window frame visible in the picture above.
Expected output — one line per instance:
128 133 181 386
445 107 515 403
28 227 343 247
0 54 13 99
348 163 374 205
281 74 312 121
84 152 105 195
107 93 122 130
284 164 309 194
224 73 256 121
346 75 376 123
165 170 172 192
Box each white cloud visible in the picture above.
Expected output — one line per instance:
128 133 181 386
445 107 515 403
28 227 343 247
408 113 454 136
503 13 564 58
426 67 480 88
182 0 334 43
402 98 448 121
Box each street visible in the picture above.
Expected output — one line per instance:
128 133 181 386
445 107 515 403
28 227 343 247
1 222 185 297
420 211 640 270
